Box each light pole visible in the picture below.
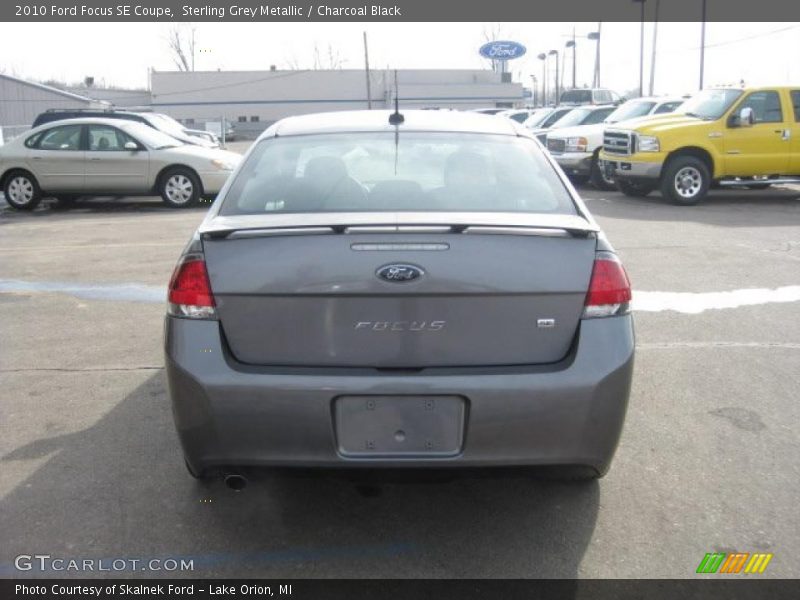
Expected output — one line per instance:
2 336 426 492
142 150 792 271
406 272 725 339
548 49 560 105
699 0 707 90
530 74 538 107
633 0 646 97
648 0 660 96
588 28 600 87
565 39 576 89
537 52 548 106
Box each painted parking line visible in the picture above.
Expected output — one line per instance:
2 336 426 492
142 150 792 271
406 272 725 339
1 279 799 314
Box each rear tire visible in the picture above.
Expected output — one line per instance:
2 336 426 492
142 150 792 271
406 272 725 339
616 179 656 198
660 155 711 206
590 155 616 191
160 167 201 208
3 171 42 210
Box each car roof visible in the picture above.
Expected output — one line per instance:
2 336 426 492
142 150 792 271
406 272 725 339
265 110 521 139
31 117 150 130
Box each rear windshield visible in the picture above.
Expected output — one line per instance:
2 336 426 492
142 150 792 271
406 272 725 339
219 132 576 216
561 89 592 104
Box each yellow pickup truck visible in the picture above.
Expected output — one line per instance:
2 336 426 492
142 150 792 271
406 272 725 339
599 87 800 205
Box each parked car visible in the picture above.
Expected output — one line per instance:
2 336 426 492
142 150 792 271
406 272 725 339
530 105 616 144
165 109 635 485
524 106 576 140
0 117 241 210
560 88 623 106
498 108 538 124
600 86 800 204
546 96 685 189
32 109 219 148
470 108 507 115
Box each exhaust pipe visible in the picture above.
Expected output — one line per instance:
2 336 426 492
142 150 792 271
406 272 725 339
223 473 248 491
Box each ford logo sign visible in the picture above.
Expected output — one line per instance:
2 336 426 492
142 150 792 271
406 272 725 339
376 264 424 283
479 40 527 61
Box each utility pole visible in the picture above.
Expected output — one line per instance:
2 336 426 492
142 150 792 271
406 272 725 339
363 31 372 109
633 0 646 97
538 53 548 106
549 50 560 105
571 28 576 89
588 26 601 87
699 0 707 90
649 0 660 96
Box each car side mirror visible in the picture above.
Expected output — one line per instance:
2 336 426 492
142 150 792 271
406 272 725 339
739 107 754 127
729 107 754 128
124 141 140 151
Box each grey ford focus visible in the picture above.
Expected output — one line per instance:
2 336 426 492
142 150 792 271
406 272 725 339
164 110 634 484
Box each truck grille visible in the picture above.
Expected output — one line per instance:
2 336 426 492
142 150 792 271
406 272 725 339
547 138 566 154
604 131 634 155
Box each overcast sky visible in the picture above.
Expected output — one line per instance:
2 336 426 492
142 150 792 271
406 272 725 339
1 22 798 96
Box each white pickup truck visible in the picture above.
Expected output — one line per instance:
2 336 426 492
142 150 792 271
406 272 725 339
546 96 685 189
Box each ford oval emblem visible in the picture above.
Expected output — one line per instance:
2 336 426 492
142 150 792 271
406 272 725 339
479 40 527 61
377 264 424 283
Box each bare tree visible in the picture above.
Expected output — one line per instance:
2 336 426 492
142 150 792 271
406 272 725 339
481 23 505 72
310 42 346 70
167 24 197 72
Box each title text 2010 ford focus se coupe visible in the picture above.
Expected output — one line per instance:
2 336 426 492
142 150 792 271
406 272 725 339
164 110 634 484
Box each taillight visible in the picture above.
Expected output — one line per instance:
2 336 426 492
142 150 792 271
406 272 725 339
167 256 216 319
583 252 632 318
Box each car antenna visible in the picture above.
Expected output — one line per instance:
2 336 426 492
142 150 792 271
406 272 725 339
389 69 403 175
389 69 404 125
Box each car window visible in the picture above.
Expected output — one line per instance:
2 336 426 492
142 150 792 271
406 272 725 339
220 132 577 216
791 90 800 121
38 125 82 151
508 112 530 123
607 101 656 122
654 101 682 114
560 89 592 104
582 107 615 125
541 109 572 128
735 91 783 124
24 131 45 148
88 125 136 151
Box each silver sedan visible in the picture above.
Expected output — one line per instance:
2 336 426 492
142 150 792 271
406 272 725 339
0 117 241 209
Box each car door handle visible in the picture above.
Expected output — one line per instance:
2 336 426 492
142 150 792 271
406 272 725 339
32 156 42 160
90 157 101 161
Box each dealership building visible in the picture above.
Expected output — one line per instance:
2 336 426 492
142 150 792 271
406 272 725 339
150 68 525 137
0 73 109 141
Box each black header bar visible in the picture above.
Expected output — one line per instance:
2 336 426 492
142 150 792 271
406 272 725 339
3 0 800 22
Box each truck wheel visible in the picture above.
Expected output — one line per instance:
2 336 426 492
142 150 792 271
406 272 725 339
616 179 656 197
660 156 710 206
3 171 42 210
160 168 201 208
590 156 616 191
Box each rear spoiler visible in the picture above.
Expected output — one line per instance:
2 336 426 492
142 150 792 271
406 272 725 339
200 212 599 240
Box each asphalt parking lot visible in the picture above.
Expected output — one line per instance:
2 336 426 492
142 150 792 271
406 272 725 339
1 178 798 578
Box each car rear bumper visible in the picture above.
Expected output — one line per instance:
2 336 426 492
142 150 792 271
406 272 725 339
165 315 634 475
553 151 594 176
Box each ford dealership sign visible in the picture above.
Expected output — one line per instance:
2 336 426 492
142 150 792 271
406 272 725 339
479 40 527 61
